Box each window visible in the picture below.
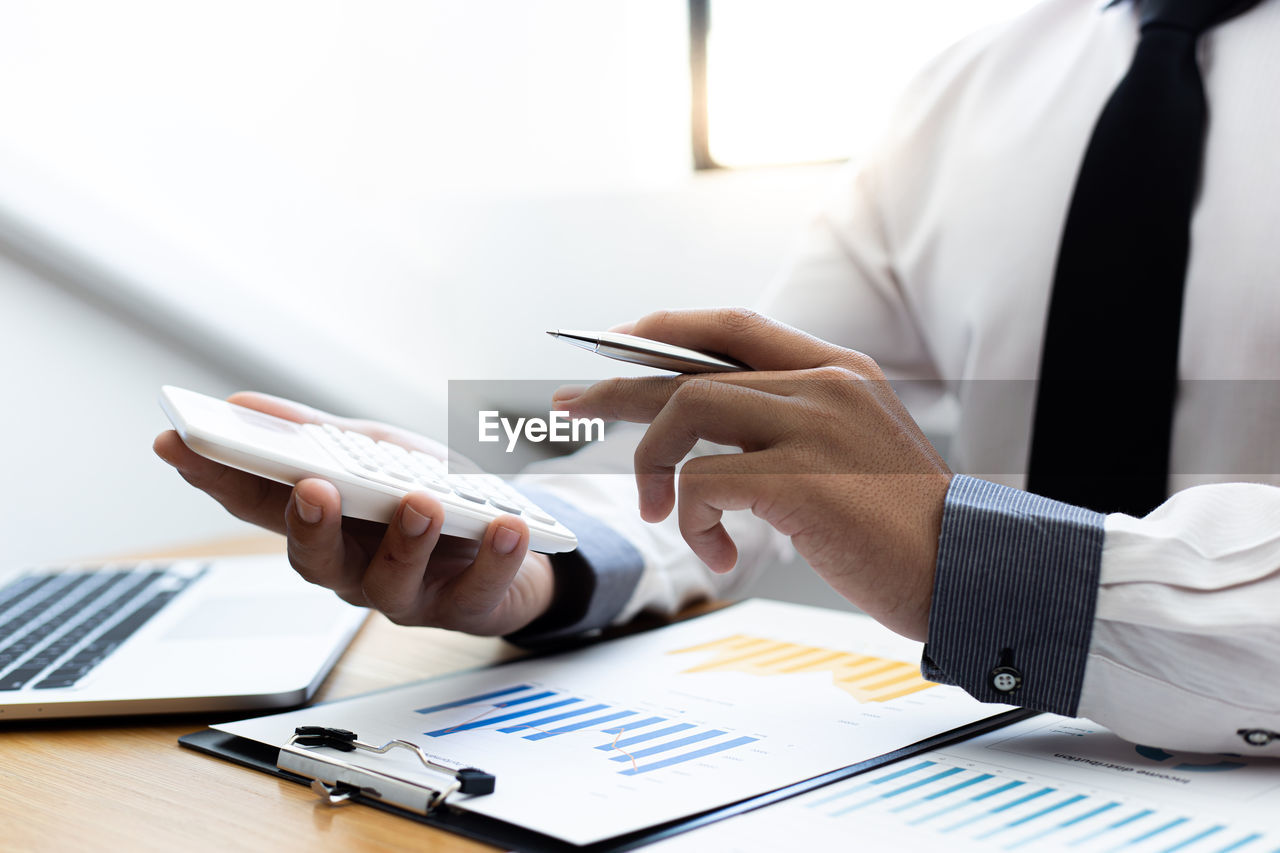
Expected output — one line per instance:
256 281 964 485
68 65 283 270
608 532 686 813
690 0 1039 169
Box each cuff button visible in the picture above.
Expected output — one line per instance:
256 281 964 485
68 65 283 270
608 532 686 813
1237 728 1278 747
990 666 1022 694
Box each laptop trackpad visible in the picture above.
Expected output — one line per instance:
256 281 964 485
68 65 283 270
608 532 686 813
163 595 337 640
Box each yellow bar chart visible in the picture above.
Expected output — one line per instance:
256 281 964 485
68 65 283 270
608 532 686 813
670 634 935 703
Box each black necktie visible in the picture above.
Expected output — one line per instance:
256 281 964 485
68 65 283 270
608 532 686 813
1027 0 1263 516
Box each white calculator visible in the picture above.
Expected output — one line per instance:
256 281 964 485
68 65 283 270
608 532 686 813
159 386 578 554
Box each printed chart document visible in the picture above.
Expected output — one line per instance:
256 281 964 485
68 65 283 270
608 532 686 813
647 714 1280 852
215 600 1010 845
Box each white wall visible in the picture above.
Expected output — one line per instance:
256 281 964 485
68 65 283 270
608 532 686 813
0 0 936 612
0 163 856 616
0 249 259 567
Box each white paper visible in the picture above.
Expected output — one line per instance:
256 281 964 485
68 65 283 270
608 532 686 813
215 599 1007 845
648 714 1280 852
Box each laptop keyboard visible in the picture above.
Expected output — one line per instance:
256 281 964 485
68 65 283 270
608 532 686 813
0 565 204 691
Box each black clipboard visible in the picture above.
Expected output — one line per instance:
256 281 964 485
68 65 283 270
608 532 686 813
180 708 1034 852
179 599 1036 850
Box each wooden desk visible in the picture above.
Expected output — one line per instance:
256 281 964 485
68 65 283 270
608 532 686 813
0 536 530 853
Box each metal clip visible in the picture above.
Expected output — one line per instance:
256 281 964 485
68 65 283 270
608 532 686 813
311 779 361 806
277 726 496 815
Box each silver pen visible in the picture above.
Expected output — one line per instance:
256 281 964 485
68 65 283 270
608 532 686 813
547 330 749 373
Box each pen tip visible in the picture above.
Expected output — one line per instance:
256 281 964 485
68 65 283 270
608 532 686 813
546 330 559 338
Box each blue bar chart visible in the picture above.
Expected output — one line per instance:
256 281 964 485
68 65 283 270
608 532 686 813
797 758 1275 851
220 598 1020 848
416 683 759 775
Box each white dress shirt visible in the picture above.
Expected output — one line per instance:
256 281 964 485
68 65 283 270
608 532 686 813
755 0 1280 748
761 0 1280 492
519 0 1280 753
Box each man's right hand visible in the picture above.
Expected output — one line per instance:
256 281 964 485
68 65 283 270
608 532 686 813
153 392 555 636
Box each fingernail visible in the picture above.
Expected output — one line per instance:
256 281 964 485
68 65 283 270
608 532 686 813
492 525 520 556
400 505 431 537
608 321 635 334
296 495 322 524
552 384 587 406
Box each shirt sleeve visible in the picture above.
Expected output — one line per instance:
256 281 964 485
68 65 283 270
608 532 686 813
757 150 955 442
921 475 1105 714
925 475 1280 756
503 485 644 647
1078 482 1280 754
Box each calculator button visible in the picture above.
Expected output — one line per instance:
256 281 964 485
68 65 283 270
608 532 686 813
378 441 411 461
411 465 449 485
523 505 556 525
410 452 445 472
476 481 507 499
452 484 488 503
304 423 336 442
487 496 524 514
287 425 570 545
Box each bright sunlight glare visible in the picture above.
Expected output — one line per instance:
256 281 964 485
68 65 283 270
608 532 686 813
707 0 1039 167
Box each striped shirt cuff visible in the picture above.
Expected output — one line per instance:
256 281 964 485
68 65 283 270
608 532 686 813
921 475 1105 715
503 486 644 648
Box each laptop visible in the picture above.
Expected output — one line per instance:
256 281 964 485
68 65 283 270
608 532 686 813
0 554 367 721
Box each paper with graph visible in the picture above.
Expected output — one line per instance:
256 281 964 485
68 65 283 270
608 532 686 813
216 599 1009 845
645 714 1280 852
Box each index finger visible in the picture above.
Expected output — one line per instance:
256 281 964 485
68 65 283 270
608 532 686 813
225 391 335 426
627 307 837 371
153 429 294 533
558 371 804 424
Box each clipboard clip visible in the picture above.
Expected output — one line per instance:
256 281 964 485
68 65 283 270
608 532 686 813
277 726 496 815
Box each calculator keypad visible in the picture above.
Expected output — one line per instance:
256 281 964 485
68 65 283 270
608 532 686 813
301 424 564 534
